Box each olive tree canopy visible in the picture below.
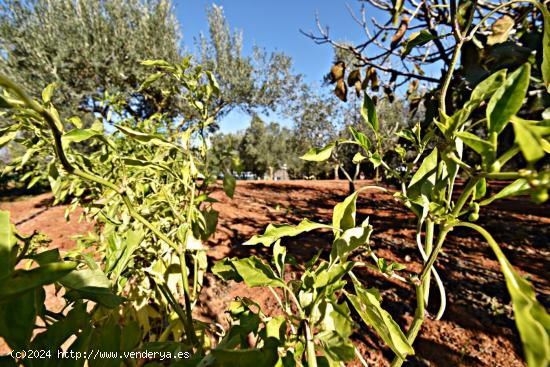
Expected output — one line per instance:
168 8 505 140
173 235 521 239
0 0 182 120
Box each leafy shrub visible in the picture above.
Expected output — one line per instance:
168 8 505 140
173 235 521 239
0 59 238 364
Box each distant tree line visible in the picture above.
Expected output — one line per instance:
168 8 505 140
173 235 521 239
209 96 409 180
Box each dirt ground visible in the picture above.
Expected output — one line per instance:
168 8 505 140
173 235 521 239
1 180 549 366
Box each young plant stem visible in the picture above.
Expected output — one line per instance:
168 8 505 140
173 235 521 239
423 219 434 305
453 222 511 271
179 252 200 350
390 283 425 367
391 226 450 366
439 38 464 116
304 320 317 367
451 177 480 217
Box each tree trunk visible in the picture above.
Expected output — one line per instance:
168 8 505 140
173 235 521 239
333 165 339 180
269 166 274 180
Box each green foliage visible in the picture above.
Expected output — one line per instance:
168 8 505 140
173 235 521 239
0 211 119 356
0 0 181 119
238 115 294 178
198 5 302 121
213 193 410 366
0 58 231 364
456 222 550 367
300 143 335 162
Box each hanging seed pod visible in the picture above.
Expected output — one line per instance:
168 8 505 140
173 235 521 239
370 70 380 92
384 86 395 102
335 78 348 102
347 69 362 97
362 67 373 90
407 80 419 96
330 61 345 83
354 80 362 97
347 69 361 87
389 71 398 87
391 16 409 49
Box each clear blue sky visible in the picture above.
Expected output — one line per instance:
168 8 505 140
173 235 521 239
175 1 379 133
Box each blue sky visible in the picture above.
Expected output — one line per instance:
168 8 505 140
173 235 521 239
174 1 379 133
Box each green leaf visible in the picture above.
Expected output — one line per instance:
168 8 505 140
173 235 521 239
212 258 243 282
265 316 286 343
62 128 115 149
346 284 414 359
455 132 493 161
369 152 382 168
321 301 353 338
470 69 507 103
501 265 550 367
512 120 545 163
408 148 438 188
60 269 125 308
62 129 100 143
223 173 236 198
540 6 550 93
0 289 38 349
352 152 367 164
141 59 173 67
317 330 356 362
205 70 220 96
361 93 379 132
313 262 354 289
109 229 144 280
462 224 550 367
480 179 530 206
31 302 89 357
42 82 57 103
0 262 77 298
272 240 286 277
0 211 15 279
330 222 372 263
401 30 437 57
349 126 371 151
89 323 122 367
300 143 335 162
230 257 285 288
332 192 359 234
245 219 331 246
487 63 530 134
139 71 164 91
211 338 279 367
115 125 179 149
67 116 82 128
0 130 16 149
31 249 61 266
